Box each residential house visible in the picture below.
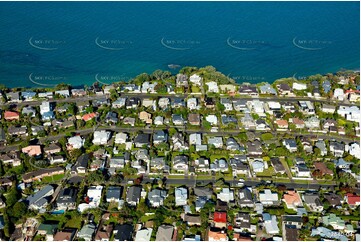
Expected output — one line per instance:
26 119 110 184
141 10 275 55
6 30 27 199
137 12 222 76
211 159 228 172
188 113 200 125
221 115 237 126
44 143 61 155
234 213 256 233
263 213 280 235
176 74 188 87
241 113 256 129
54 229 76 241
123 117 135 126
217 188 234 203
293 82 307 90
206 114 218 126
275 119 288 130
153 130 167 144
158 98 170 110
226 138 241 151
247 140 263 156
321 104 336 113
142 98 155 108
77 223 97 241
8 126 27 136
305 116 320 130
125 97 140 109
37 223 58 241
126 186 142 206
233 99 248 112
194 158 210 173
314 162 333 177
67 136 84 150
139 111 152 124
171 133 189 151
187 98 199 110
290 117 305 129
172 114 184 125
134 228 152 241
315 140 327 156
147 189 167 207
82 112 97 122
106 186 123 203
230 156 249 175
27 185 54 211
323 193 342 207
303 194 323 212
93 130 111 145
6 91 21 102
175 187 188 206
71 154 89 174
213 212 227 228
172 155 188 172
283 191 303 210
329 141 345 157
239 85 258 96
337 106 360 122
206 81 219 93
270 157 286 174
56 188 77 211
322 214 345 230
4 111 20 121
134 133 150 148
207 229 228 241
259 83 277 95
113 224 133 241
22 106 36 117
0 151 21 166
112 97 126 108
22 145 42 157
208 136 223 148
277 83 293 96
114 132 127 144
220 98 233 111
283 139 298 152
155 225 174 241
172 98 185 108
189 74 201 86
333 88 345 101
251 159 265 173
154 116 164 126
94 223 113 241
259 189 279 206
150 157 168 173
345 193 360 209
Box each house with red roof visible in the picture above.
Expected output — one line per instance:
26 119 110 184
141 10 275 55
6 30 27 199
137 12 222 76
213 211 227 228
4 111 20 121
345 193 360 209
82 112 97 122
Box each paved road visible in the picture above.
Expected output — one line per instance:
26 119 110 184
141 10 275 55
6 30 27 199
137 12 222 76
1 92 359 108
142 177 336 190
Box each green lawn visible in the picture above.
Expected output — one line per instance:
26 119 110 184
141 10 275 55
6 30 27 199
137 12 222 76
41 174 65 183
255 169 275 177
65 215 83 229
141 214 155 223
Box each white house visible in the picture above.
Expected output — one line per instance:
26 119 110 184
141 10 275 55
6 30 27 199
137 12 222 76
187 98 199 110
333 88 345 101
347 142 360 159
68 136 85 149
206 115 218 126
175 187 188 206
206 81 219 93
135 228 153 241
93 130 111 145
78 186 103 213
259 189 278 206
154 116 164 126
337 106 360 122
189 133 202 146
217 188 234 203
263 214 280 235
251 159 265 173
292 82 307 90
115 133 128 144
189 74 202 86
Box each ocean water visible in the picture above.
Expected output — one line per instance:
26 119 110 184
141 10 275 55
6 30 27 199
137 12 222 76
0 1 359 88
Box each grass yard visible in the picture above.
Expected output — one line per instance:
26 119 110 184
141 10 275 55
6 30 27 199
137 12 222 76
42 174 65 183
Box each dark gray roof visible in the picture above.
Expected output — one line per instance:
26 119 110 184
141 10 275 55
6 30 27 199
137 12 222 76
114 224 133 241
126 186 142 204
57 188 77 204
106 186 123 200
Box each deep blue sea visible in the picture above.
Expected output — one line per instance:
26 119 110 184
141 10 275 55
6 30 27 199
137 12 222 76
0 1 359 88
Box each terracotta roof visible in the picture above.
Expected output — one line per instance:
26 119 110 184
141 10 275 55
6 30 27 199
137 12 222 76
4 111 20 120
292 118 305 125
214 212 227 223
346 193 360 205
82 112 97 121
275 119 288 127
283 191 302 206
54 231 73 241
208 230 228 241
22 145 42 156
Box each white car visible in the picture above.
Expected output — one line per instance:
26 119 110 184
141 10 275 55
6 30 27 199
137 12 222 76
210 127 218 133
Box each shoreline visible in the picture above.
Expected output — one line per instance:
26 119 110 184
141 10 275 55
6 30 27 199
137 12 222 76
0 66 360 91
